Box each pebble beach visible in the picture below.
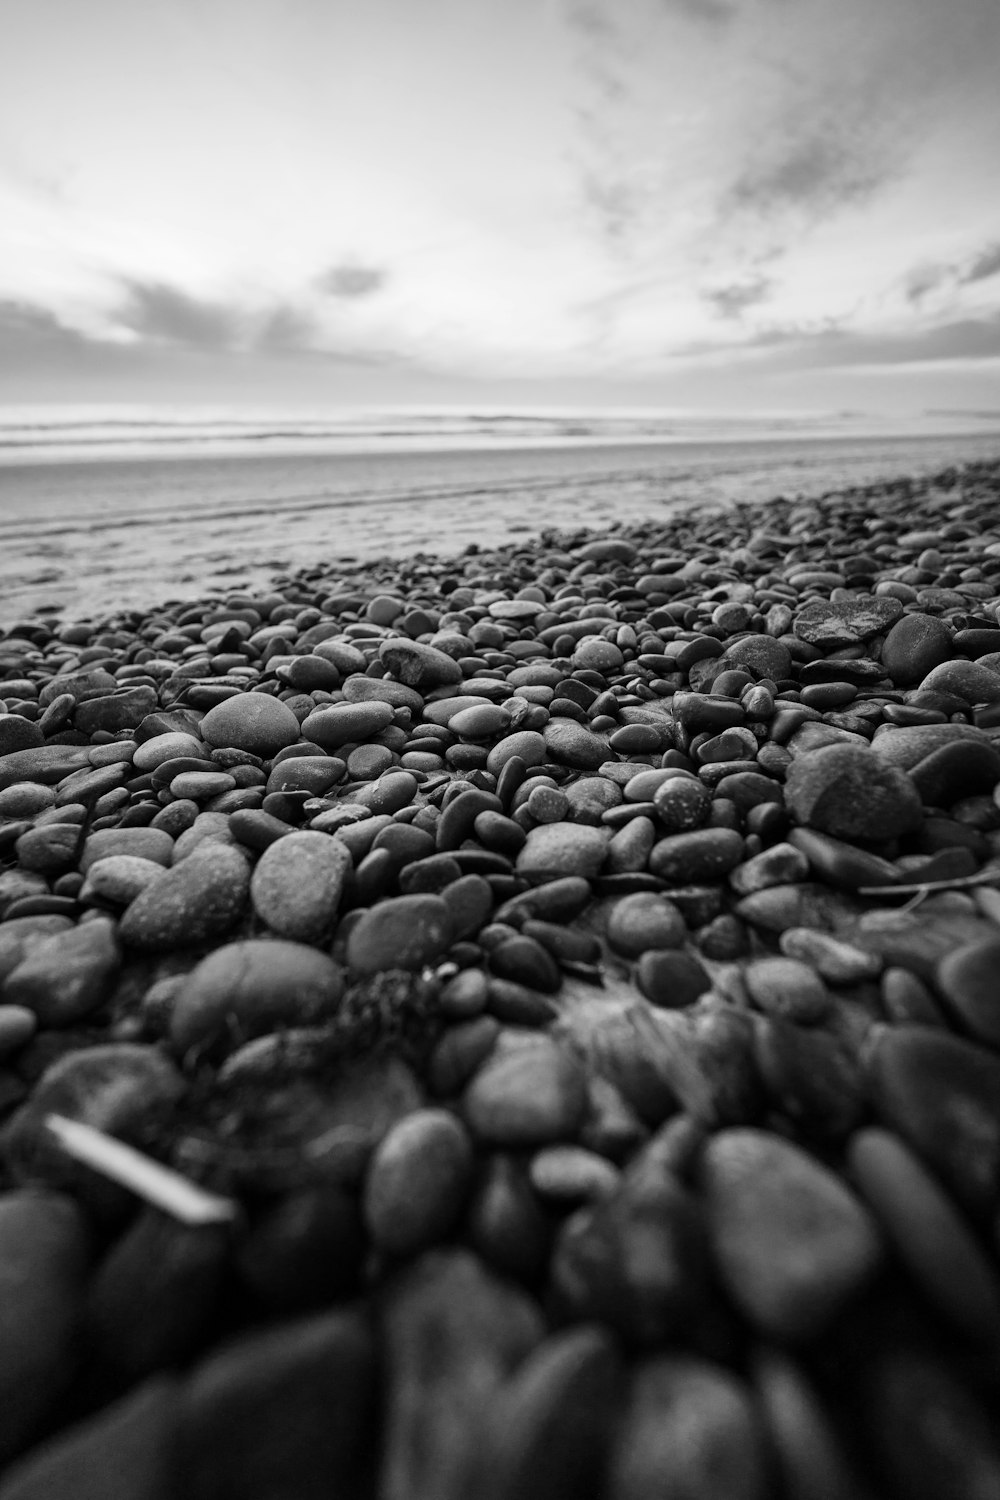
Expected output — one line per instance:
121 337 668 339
3 456 1000 1496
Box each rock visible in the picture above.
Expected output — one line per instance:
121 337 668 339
6 1044 185 1205
74 687 157 736
648 828 744 884
723 635 791 680
0 716 43 755
528 1145 622 1204
177 1310 375 1500
867 1024 1000 1215
651 776 712 833
0 1376 179 1500
301 701 394 750
235 1184 366 1314
635 950 712 1009
793 596 903 647
80 827 175 871
4 917 120 1027
742 956 831 1024
778 927 882 983
729 842 809 895
463 1034 588 1145
543 721 607 772
0 1191 92 1464
753 1015 866 1141
880 612 953 684
0 746 91 791
379 1251 543 1500
170 939 345 1054
379 637 463 689
346 893 453 976
516 823 610 882
132 732 205 772
0 915 74 983
79 855 167 906
200 694 301 756
118 843 250 952
473 1326 622 1500
249 831 351 943
363 1108 474 1256
608 1356 768 1500
486 731 548 777
14 824 81 877
870 722 1000 804
784 743 922 840
918 658 1000 704
572 637 624 673
848 1127 1000 1346
701 1128 883 1341
751 1349 864 1500
936 935 1000 1046
605 893 686 957
550 1171 707 1345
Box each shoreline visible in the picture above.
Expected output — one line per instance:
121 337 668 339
3 429 1000 627
1 457 1000 1491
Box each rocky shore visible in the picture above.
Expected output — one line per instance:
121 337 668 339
1 459 1000 1497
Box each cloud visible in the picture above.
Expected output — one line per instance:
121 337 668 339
118 280 244 348
318 262 387 299
0 300 88 351
904 263 948 305
664 0 736 24
961 241 1000 287
703 275 773 319
728 127 892 221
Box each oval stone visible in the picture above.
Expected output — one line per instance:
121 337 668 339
170 938 346 1054
363 1108 475 1256
463 1035 588 1146
702 1128 883 1341
250 830 352 943
118 843 251 951
346 894 453 977
200 694 301 756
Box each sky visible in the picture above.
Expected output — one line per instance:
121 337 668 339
1 0 999 420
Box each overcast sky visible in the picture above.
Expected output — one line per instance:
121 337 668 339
2 0 999 416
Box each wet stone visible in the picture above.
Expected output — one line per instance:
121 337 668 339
743 956 832 1024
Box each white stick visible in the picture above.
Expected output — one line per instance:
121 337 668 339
46 1114 239 1227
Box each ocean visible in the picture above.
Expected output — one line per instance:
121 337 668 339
1 409 999 626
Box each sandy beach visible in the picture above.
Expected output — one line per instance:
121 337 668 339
1 454 1000 1494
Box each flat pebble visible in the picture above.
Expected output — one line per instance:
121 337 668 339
606 892 686 957
516 822 610 881
743 956 831 1023
170 938 345 1053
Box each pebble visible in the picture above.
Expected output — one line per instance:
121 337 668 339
462 1034 588 1145
880 612 953 684
3 917 121 1027
605 892 687 957
848 1127 1000 1345
200 694 301 756
936 934 1000 1046
784 743 923 840
608 1356 768 1500
635 949 712 1008
701 1128 883 1341
170 938 345 1053
867 1025 1000 1215
118 843 251 951
648 827 745 884
363 1108 474 1256
250 830 352 943
79 854 173 906
742 955 832 1023
516 822 610 881
778 926 883 982
0 1191 92 1465
346 893 454 976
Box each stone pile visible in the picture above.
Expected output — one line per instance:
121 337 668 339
0 461 999 1495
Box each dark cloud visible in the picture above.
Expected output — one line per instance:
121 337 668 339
318 263 387 299
0 300 89 351
254 304 320 353
703 275 773 319
728 128 891 220
679 313 1000 370
900 238 1000 304
118 280 244 348
904 263 948 305
961 242 1000 286
665 0 736 24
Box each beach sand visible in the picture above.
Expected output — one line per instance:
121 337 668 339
1 457 1000 1495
